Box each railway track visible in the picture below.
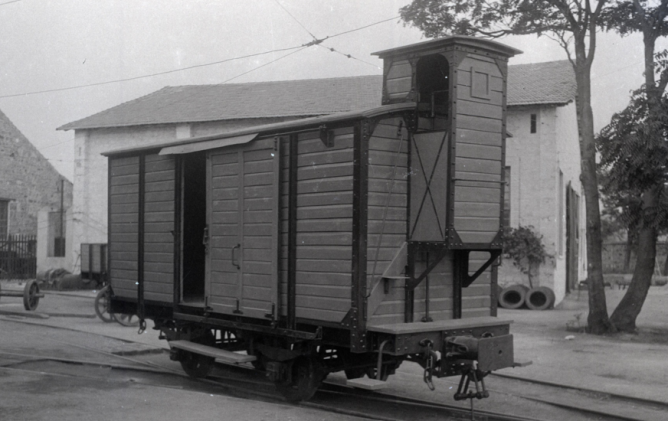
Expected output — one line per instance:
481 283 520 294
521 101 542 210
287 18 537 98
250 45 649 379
1 315 665 421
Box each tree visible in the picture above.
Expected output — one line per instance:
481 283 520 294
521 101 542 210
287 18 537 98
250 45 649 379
597 167 642 272
400 0 615 333
596 0 668 332
503 226 551 288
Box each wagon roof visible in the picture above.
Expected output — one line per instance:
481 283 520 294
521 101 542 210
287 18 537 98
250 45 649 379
60 61 575 132
102 102 416 156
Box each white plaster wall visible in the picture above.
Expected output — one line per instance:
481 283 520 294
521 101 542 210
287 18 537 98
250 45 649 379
37 207 73 273
500 103 583 304
554 102 588 288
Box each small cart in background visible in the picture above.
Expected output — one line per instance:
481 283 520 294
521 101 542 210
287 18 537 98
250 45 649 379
0 280 43 311
82 243 137 326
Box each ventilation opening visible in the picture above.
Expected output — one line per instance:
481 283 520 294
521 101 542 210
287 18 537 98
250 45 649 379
181 152 206 304
416 54 449 130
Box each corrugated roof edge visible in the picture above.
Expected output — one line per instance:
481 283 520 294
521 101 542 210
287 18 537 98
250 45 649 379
102 102 416 157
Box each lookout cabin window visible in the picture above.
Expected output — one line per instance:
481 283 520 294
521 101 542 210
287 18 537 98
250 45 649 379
416 54 449 130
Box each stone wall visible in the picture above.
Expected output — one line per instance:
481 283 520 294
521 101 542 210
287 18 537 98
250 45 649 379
0 108 72 236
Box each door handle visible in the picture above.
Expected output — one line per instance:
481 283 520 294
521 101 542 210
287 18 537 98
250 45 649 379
232 244 240 269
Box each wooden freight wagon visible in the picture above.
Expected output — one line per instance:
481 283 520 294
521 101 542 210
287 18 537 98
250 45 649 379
107 36 525 402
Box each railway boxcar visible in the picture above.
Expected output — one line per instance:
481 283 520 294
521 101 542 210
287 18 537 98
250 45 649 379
107 35 525 402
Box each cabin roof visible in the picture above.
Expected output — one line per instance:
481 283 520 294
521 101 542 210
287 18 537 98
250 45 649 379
60 61 575 131
372 35 522 59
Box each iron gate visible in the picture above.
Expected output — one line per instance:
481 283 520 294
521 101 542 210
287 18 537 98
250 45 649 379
0 235 37 279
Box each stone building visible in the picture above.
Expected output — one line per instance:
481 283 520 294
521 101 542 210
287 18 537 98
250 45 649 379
59 62 585 304
0 108 73 273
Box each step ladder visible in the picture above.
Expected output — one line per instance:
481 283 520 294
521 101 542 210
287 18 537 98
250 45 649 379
169 340 257 365
346 377 388 390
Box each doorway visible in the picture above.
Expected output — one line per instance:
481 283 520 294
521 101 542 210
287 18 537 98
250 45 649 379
181 152 207 304
565 183 580 293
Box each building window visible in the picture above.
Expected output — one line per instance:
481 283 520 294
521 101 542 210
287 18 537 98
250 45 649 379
530 114 537 133
504 167 511 228
0 200 8 238
48 211 66 257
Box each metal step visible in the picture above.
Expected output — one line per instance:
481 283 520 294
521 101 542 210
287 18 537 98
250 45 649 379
346 377 388 390
169 340 256 365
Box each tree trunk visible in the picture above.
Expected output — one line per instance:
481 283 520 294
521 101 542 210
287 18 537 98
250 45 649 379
624 233 632 273
573 47 614 334
610 187 660 332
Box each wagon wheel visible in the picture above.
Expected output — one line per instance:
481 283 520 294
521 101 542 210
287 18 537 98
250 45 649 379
114 312 139 327
94 286 114 323
245 338 265 370
177 330 216 379
179 351 215 378
344 367 367 380
275 357 325 402
23 280 40 311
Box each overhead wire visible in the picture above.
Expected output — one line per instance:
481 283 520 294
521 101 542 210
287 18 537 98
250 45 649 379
327 16 399 39
271 0 318 41
222 47 308 83
0 46 302 99
0 15 398 100
0 0 21 7
316 44 381 70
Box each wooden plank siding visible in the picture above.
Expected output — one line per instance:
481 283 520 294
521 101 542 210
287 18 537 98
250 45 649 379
209 149 241 314
385 59 412 102
461 252 493 318
142 154 175 303
453 54 504 244
240 145 278 318
279 128 355 323
366 117 410 326
109 156 140 299
208 138 278 319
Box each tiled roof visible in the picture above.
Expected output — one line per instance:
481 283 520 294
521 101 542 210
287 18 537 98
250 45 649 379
59 76 382 131
507 60 576 107
59 61 575 130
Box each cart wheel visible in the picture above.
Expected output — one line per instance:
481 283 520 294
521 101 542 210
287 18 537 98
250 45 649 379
179 351 215 378
175 330 215 378
23 280 40 311
276 357 324 402
114 312 139 327
94 286 114 323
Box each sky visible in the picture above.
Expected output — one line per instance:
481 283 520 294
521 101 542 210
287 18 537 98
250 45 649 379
0 0 656 182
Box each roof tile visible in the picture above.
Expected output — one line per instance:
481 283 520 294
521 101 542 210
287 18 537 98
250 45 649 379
60 61 575 130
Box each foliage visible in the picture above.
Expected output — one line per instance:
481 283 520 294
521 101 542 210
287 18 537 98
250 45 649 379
503 226 551 288
596 0 668 333
597 87 668 232
399 0 616 334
